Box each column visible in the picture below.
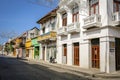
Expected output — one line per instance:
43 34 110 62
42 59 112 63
99 0 113 26
39 44 43 60
67 10 72 25
80 40 90 68
67 42 72 65
100 37 116 73
56 44 63 64
45 45 47 61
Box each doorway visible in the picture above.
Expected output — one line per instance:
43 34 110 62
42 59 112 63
115 38 120 70
73 43 79 66
43 47 45 60
91 38 100 68
63 44 67 64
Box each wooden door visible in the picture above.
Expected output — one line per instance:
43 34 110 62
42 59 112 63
115 38 120 70
92 45 100 68
74 43 79 66
26 49 29 57
63 44 67 64
43 47 45 60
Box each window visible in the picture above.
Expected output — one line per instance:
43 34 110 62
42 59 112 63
42 27 45 34
48 24 51 31
72 5 79 22
51 22 55 30
30 33 34 38
114 0 120 12
89 0 99 15
23 38 26 44
62 13 67 26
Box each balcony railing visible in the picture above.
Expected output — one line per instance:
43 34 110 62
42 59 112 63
59 0 68 7
112 12 120 26
83 14 101 29
67 0 80 5
38 31 56 41
25 40 32 48
67 22 80 33
57 27 67 35
59 0 79 7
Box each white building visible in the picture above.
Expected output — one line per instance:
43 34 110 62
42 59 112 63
37 8 58 62
57 0 120 73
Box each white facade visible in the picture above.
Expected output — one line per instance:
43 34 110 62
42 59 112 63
57 0 120 73
38 9 57 62
27 27 39 39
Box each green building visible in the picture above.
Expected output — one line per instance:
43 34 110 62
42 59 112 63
32 37 40 59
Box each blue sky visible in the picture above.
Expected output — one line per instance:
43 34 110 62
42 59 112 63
0 0 57 44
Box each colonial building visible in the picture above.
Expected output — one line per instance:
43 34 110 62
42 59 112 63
25 27 39 59
16 32 27 58
15 37 23 58
57 0 120 73
31 37 40 60
37 8 58 62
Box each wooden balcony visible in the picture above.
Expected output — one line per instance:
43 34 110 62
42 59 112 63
25 39 32 48
38 31 56 42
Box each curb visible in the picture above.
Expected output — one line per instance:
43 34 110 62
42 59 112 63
28 60 97 77
26 59 120 79
94 74 120 79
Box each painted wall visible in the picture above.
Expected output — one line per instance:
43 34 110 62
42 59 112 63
57 0 120 73
25 39 32 48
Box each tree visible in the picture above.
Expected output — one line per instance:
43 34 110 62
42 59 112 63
4 43 10 54
0 31 18 44
0 31 18 55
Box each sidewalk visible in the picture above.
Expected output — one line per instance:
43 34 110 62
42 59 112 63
28 59 120 79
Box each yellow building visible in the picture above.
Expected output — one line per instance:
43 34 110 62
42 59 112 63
25 27 39 59
25 39 34 59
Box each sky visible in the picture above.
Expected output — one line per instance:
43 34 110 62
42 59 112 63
0 0 57 44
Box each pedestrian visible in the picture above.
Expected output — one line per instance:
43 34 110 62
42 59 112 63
50 56 53 63
17 54 19 59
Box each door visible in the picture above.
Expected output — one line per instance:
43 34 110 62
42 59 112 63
91 38 100 68
26 49 29 57
63 44 67 64
115 38 120 70
92 45 100 68
74 43 79 66
43 47 45 60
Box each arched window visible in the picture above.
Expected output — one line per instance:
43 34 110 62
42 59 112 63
89 0 99 15
62 12 67 26
72 5 79 22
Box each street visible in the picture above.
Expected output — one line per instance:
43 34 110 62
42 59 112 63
0 55 91 80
